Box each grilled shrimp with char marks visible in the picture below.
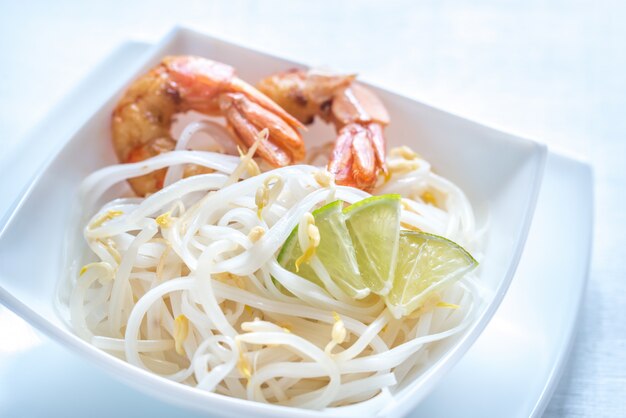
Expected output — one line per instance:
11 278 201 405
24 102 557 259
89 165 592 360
112 55 305 196
257 69 390 191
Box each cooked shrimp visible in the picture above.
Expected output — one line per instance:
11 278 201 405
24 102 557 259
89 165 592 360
112 56 305 196
257 69 390 191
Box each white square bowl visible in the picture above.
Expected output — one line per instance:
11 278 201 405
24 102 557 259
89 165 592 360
0 26 546 418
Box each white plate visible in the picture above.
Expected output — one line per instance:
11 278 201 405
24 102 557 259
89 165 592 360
0 29 551 417
0 149 591 418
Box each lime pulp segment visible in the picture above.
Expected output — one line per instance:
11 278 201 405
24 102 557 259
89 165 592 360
277 200 367 298
344 194 402 296
385 231 478 318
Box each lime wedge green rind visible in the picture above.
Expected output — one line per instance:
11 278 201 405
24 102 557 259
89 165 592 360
343 194 402 215
385 231 478 319
344 194 401 296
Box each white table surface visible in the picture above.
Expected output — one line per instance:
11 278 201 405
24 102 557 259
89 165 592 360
0 1 624 417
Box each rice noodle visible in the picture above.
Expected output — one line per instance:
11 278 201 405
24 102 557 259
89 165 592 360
64 126 483 411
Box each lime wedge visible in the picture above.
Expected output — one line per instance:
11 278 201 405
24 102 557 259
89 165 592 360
386 231 478 318
278 200 367 298
344 194 401 296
